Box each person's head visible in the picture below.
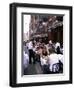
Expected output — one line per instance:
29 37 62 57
49 40 52 44
42 50 48 56
49 47 55 54
40 46 43 49
36 47 40 50
42 47 48 56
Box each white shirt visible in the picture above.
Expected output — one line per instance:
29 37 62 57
40 56 49 66
55 42 60 49
48 53 59 71
28 41 33 50
58 54 63 63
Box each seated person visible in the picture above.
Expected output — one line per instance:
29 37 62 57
48 48 59 73
55 42 61 54
35 47 43 62
40 49 49 74
58 54 63 63
58 54 63 73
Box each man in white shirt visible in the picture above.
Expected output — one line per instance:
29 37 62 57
48 48 59 72
58 54 63 63
48 53 59 72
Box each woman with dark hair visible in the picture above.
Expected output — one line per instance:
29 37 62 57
35 46 43 63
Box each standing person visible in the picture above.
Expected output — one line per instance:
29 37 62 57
28 40 35 64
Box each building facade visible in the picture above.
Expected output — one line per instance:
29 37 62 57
29 14 63 44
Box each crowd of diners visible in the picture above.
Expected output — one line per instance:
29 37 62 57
23 39 63 74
